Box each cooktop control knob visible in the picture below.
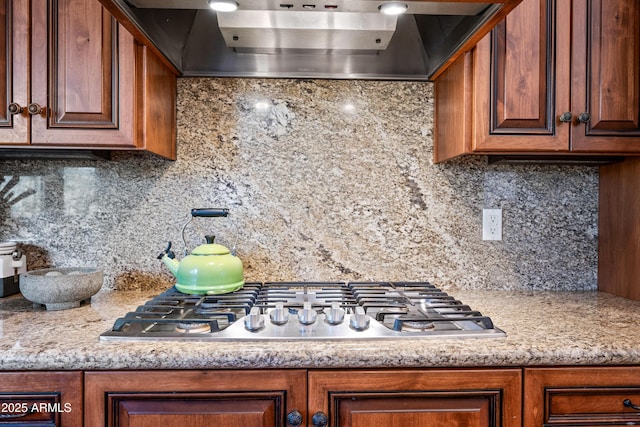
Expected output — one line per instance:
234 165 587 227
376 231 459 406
324 302 345 325
270 302 289 325
244 307 265 331
350 306 370 331
298 302 317 325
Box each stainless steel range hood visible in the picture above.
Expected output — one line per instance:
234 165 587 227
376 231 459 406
98 0 523 80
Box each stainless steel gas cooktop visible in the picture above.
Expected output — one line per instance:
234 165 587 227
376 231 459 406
100 282 505 341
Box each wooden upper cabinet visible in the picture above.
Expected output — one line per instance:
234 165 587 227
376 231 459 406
31 0 135 147
42 0 120 129
571 0 640 152
434 0 640 162
308 369 522 427
0 0 177 159
473 0 569 152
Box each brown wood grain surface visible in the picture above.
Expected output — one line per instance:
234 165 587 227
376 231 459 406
0 371 83 426
571 0 640 152
0 0 176 158
84 370 306 427
434 0 640 159
599 157 640 300
0 0 28 144
524 366 640 426
309 368 522 427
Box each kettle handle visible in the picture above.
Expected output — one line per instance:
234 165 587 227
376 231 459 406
181 208 238 256
191 208 229 218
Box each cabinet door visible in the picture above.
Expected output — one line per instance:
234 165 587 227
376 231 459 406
0 0 28 144
308 369 522 427
85 370 307 427
0 371 82 426
473 0 570 153
30 0 136 147
570 0 640 152
524 367 640 426
434 0 571 162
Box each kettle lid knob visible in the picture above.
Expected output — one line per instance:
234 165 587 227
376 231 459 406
205 235 215 244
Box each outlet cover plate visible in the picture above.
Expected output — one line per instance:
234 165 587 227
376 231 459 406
482 208 502 241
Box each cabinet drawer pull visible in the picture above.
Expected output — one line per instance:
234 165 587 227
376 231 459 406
624 399 640 410
0 407 34 419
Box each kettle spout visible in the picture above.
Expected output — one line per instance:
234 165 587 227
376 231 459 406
157 242 179 277
161 255 180 277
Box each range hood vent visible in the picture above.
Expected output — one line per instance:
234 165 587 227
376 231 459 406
217 10 398 53
98 0 523 80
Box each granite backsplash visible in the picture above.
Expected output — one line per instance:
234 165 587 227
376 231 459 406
0 78 597 291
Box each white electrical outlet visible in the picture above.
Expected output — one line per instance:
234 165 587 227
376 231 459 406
482 208 502 241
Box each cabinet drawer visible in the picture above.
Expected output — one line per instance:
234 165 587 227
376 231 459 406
546 387 640 425
0 394 65 425
0 371 82 426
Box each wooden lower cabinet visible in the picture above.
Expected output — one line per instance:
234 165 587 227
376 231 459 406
309 369 522 427
0 371 82 426
84 370 307 427
10 367 640 426
524 366 640 426
85 368 521 427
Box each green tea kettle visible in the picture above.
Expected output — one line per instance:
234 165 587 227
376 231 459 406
158 208 244 295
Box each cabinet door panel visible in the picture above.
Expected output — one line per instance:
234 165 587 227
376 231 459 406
113 393 278 427
0 0 28 144
492 0 547 129
85 370 307 427
52 0 115 126
309 369 522 427
337 394 490 427
30 0 135 147
473 0 570 152
571 0 640 152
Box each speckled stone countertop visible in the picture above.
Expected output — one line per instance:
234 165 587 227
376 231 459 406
1 288 640 371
